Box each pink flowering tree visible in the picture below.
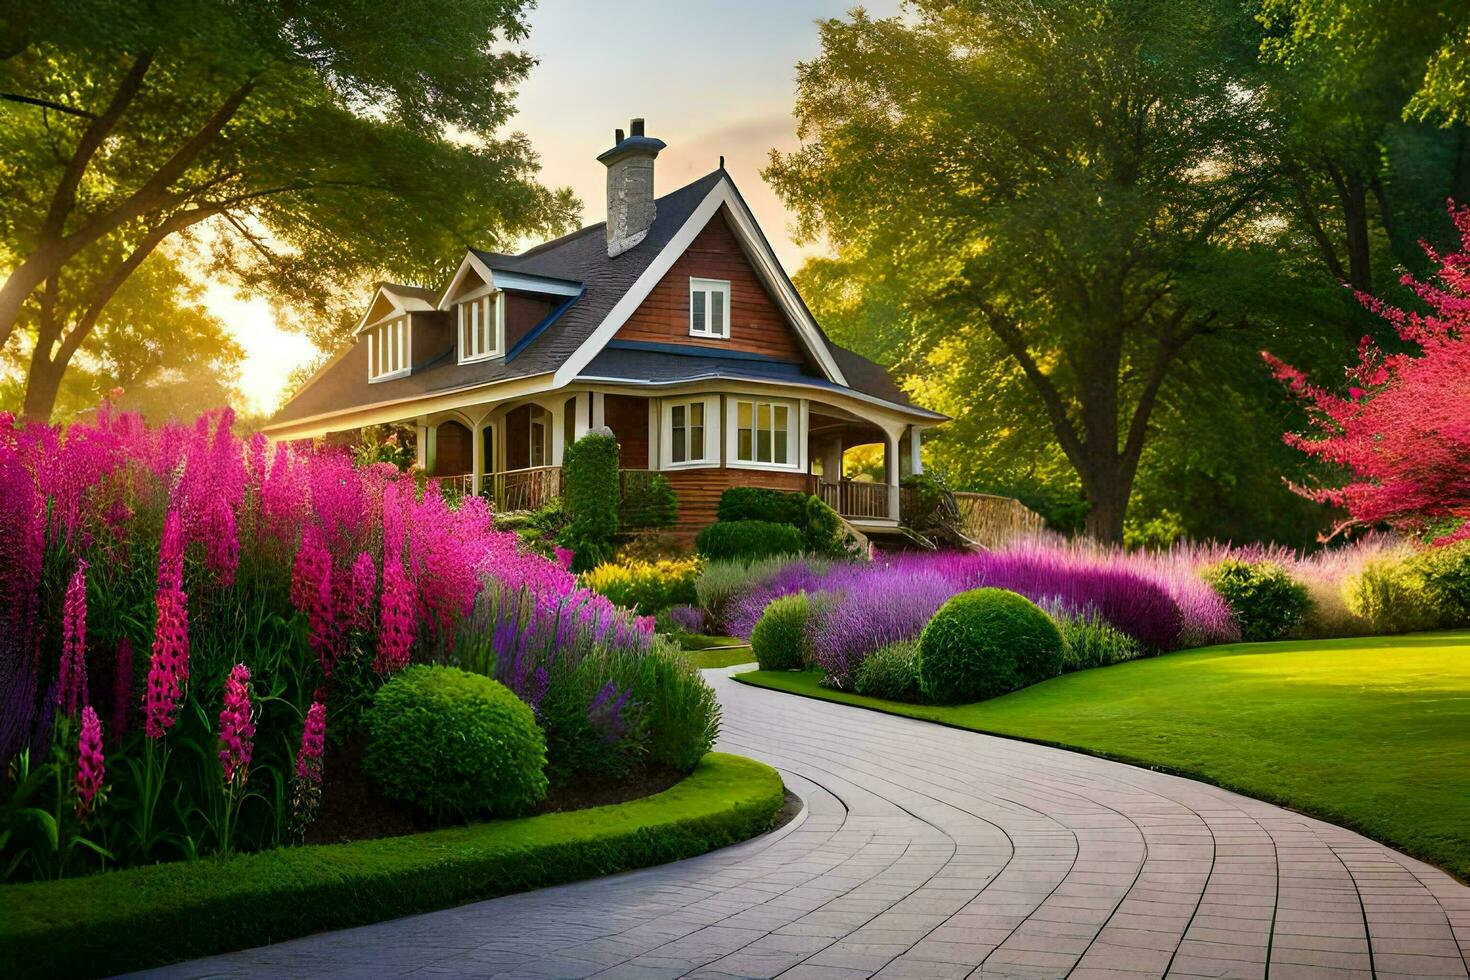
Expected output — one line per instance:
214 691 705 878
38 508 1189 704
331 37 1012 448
1266 202 1470 543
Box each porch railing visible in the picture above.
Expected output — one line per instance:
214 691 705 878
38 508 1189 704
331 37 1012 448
814 478 896 521
437 466 565 512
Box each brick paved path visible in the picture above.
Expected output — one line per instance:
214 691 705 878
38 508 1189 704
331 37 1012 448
145 668 1470 979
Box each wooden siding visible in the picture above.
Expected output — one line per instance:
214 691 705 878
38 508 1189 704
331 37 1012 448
410 311 452 370
433 420 471 477
604 394 649 469
615 212 810 363
661 467 812 540
504 293 556 352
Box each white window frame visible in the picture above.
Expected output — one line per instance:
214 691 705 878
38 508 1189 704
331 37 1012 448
659 395 719 469
688 277 730 339
528 404 550 468
458 291 505 363
367 315 411 382
727 396 799 471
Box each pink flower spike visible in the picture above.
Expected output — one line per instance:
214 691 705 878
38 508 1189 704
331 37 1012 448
75 705 104 820
144 587 189 738
58 561 88 716
375 559 415 674
218 663 255 785
295 699 327 783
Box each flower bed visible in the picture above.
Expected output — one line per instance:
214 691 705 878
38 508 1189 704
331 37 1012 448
0 752 783 978
0 406 712 882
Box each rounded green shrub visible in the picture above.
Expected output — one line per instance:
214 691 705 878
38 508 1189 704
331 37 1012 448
717 487 808 526
852 640 919 700
1417 542 1470 627
1202 559 1312 642
695 520 805 561
751 593 810 671
1345 558 1443 634
363 665 548 821
558 430 620 572
917 588 1063 704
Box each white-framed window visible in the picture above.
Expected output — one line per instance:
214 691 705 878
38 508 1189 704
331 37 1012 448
689 278 730 338
660 396 719 468
731 397 795 468
458 292 504 362
367 316 410 382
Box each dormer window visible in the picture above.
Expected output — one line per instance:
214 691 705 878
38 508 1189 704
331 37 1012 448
458 292 504 362
367 316 409 382
689 278 729 338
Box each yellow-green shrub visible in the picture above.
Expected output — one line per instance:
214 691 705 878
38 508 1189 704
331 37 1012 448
1344 559 1442 634
581 557 703 615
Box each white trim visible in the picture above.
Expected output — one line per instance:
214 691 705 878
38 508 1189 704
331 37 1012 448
437 251 499 310
354 285 434 334
493 269 582 297
688 277 731 339
575 371 945 422
552 175 848 388
457 292 505 363
659 395 719 469
726 395 800 471
368 315 411 383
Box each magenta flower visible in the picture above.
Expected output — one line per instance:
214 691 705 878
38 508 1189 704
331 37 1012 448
295 699 326 782
292 528 339 675
553 546 574 570
204 498 239 586
375 559 415 674
348 551 376 631
75 705 104 820
57 561 88 716
218 663 254 784
144 586 189 739
157 509 184 594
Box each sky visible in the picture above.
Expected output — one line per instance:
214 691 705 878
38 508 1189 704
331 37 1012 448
220 0 900 415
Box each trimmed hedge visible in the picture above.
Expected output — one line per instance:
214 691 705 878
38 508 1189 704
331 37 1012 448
917 588 1063 704
0 753 783 978
559 430 621 572
695 520 805 561
717 486 808 526
1203 559 1311 641
751 593 810 670
363 666 548 820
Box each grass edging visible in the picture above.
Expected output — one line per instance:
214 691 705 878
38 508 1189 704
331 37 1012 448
0 752 784 978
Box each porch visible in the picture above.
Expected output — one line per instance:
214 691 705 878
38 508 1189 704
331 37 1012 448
416 389 926 530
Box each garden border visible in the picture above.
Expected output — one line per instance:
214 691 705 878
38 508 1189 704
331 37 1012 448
0 752 784 978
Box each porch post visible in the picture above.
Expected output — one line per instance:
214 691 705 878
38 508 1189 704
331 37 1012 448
470 419 484 496
591 391 605 429
549 399 566 467
414 421 429 470
909 425 924 476
885 428 901 521
573 392 590 440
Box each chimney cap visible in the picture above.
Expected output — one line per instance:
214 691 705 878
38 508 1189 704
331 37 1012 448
597 117 665 166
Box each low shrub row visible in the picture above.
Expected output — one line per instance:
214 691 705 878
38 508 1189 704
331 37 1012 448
696 487 856 562
0 753 784 978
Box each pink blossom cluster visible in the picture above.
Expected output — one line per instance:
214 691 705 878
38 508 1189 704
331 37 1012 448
295 699 326 783
218 663 255 784
75 705 104 820
145 511 190 738
58 562 88 716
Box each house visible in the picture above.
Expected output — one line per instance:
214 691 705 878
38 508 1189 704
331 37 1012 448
264 120 947 536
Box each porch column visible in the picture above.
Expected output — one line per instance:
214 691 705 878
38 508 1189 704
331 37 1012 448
591 391 605 429
470 419 484 496
909 425 924 476
573 392 591 440
821 437 843 482
549 399 566 466
414 422 429 470
885 429 901 521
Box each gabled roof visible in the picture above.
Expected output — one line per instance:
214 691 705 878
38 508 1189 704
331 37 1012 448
267 169 940 431
352 282 440 334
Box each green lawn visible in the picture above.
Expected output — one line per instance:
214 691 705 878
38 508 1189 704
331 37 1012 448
737 632 1470 881
674 634 755 669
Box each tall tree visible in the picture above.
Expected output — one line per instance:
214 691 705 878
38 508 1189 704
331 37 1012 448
767 0 1274 541
0 0 578 420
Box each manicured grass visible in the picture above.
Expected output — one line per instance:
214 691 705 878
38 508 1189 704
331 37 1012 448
738 632 1470 881
675 633 755 668
0 752 783 978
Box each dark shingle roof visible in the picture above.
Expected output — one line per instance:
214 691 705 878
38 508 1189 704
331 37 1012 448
268 169 942 428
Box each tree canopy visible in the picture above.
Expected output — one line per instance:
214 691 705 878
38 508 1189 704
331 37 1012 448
0 0 578 420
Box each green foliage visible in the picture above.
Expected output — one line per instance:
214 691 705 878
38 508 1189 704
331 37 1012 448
634 638 722 772
800 494 857 558
580 558 701 615
750 594 810 671
717 487 808 526
695 520 805 562
558 432 621 572
363 666 548 821
851 640 919 701
1416 543 1470 627
1345 559 1444 634
916 588 1063 704
0 753 783 978
694 556 811 633
620 472 679 530
353 425 415 470
1122 509 1186 551
1203 560 1313 642
1050 608 1145 672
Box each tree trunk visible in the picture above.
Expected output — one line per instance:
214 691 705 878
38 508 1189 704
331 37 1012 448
21 349 65 423
1080 462 1131 544
1341 169 1372 293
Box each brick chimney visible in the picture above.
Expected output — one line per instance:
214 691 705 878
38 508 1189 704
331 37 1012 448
597 118 666 257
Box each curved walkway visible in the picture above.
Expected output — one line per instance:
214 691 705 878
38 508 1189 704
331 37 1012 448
145 669 1470 980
